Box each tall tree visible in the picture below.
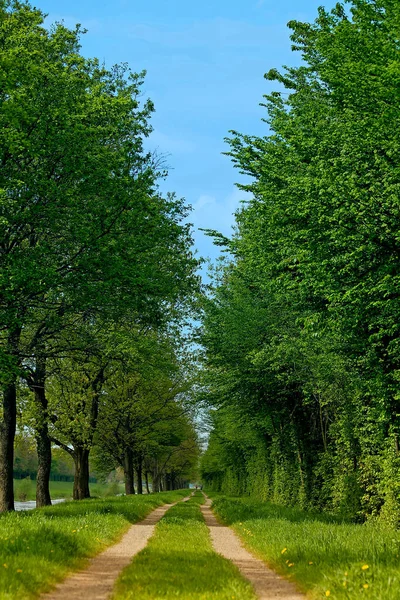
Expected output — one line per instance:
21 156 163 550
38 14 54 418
0 2 199 510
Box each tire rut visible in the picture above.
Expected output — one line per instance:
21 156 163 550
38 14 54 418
201 496 304 600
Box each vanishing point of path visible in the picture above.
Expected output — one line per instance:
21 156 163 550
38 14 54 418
42 493 304 600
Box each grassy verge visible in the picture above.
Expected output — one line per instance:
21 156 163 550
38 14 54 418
0 490 188 600
209 494 400 600
112 491 257 600
13 479 125 501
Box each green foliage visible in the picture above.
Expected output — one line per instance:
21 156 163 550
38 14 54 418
0 0 200 509
15 477 32 502
200 0 400 523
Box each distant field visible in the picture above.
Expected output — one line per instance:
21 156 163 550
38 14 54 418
13 479 125 502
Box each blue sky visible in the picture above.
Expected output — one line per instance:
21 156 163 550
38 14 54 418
38 0 325 264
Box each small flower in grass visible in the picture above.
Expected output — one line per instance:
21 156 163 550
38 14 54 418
72 529 77 533
362 564 369 570
3 564 7 569
308 561 313 565
288 563 294 567
16 569 22 573
325 592 331 597
344 572 348 576
363 584 369 589
281 547 287 554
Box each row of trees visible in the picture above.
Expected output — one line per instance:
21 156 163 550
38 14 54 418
0 1 200 511
14 436 75 481
201 0 400 524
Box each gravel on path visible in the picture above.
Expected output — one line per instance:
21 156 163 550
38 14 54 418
41 500 181 600
201 496 304 600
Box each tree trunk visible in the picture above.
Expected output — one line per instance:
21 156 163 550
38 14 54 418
0 382 16 512
152 469 160 493
35 420 52 507
145 471 150 494
32 361 52 508
136 456 143 495
124 447 135 495
73 447 90 500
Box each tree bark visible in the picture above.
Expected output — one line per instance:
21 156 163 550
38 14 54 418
31 359 52 507
152 469 160 493
35 419 52 507
73 447 90 500
0 381 17 512
124 447 135 495
136 456 143 495
145 471 150 494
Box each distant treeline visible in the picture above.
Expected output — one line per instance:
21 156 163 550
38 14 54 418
13 438 79 482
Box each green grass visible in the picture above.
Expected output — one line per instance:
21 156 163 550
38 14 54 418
13 479 125 502
209 494 400 600
0 490 188 600
112 491 257 600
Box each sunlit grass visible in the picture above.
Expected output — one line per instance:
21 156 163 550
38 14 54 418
112 491 257 600
210 494 400 599
0 490 188 599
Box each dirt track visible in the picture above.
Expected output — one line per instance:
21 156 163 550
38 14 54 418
42 493 304 600
42 502 176 600
201 496 304 600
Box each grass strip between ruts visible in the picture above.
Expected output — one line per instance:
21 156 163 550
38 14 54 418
0 490 188 600
111 491 257 600
209 494 400 600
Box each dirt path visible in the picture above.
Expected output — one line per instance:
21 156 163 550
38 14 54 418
201 496 304 600
42 500 184 600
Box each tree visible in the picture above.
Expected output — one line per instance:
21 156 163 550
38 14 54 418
0 1 199 510
201 0 400 522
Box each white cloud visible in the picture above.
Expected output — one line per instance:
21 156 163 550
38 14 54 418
124 19 285 50
149 129 196 156
44 14 102 33
192 187 251 236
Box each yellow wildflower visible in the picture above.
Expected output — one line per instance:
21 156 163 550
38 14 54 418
16 569 22 573
3 564 7 569
308 561 313 565
362 564 369 570
326 592 331 598
288 563 294 567
363 584 369 589
281 547 287 554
